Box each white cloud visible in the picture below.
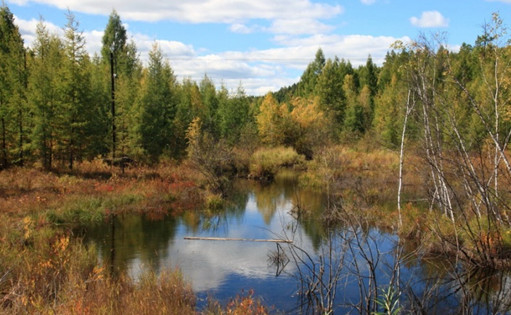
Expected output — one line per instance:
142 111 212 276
410 11 449 28
8 0 343 35
270 18 334 35
13 15 408 96
230 23 259 34
14 15 63 47
485 0 511 3
360 0 377 5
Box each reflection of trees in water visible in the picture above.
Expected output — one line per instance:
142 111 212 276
399 235 511 313
180 182 250 233
80 171 511 314
252 182 288 225
282 207 511 314
464 269 511 313
85 214 178 274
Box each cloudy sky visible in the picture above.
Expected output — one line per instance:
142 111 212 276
5 0 511 95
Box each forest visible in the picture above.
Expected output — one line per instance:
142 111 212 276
2 3 511 314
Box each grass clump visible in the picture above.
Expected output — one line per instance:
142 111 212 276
249 146 304 181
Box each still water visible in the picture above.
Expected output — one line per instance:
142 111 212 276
82 171 511 314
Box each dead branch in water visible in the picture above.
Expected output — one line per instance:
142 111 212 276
184 236 293 243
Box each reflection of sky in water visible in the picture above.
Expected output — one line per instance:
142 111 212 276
84 176 511 313
128 192 312 305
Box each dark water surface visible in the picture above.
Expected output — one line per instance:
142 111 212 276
82 171 511 314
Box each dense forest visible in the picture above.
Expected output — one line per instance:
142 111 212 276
2 3 511 313
1 5 509 171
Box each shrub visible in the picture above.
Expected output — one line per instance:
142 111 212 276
249 146 304 180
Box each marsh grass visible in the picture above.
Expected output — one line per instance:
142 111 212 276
249 146 305 180
296 145 511 267
0 163 211 314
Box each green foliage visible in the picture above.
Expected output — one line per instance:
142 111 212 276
101 10 127 63
138 44 178 162
0 5 27 168
373 286 401 315
27 21 63 169
217 86 252 144
316 57 346 134
46 193 143 226
297 48 326 96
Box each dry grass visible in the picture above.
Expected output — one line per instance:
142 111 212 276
249 146 305 180
0 162 209 314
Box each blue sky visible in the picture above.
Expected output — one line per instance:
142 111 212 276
5 0 511 95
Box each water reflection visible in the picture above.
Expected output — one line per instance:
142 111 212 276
81 171 511 313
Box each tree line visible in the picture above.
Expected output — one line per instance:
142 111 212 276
1 4 510 175
0 6 255 170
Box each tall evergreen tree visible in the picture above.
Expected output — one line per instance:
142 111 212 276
199 75 220 137
102 10 130 161
298 48 326 97
174 79 204 158
138 44 177 161
60 11 94 168
0 5 26 168
217 85 251 144
316 57 346 134
28 21 64 169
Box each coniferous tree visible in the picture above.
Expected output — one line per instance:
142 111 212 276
60 11 94 168
298 48 326 97
102 10 138 161
138 44 177 162
343 74 365 136
316 57 346 134
218 85 251 144
174 79 204 158
0 5 26 168
199 75 220 137
28 21 64 169
114 41 142 159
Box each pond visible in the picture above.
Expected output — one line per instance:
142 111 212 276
81 171 511 314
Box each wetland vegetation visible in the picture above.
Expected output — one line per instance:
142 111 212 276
1 4 511 314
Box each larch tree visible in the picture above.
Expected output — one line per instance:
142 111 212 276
174 79 205 158
0 5 26 168
256 93 287 146
316 57 346 135
60 11 93 169
27 20 64 169
343 74 365 135
199 75 220 137
101 10 136 161
298 48 326 97
138 44 177 162
217 85 251 144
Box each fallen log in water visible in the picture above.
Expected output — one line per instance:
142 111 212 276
184 236 292 243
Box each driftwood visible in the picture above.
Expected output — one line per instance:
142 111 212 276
184 236 292 243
